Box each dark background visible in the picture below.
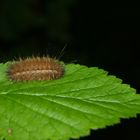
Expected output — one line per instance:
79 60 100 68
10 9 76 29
0 1 140 139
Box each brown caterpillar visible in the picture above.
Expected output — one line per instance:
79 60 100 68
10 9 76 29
7 57 64 81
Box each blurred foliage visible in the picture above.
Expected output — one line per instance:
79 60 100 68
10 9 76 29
0 0 77 41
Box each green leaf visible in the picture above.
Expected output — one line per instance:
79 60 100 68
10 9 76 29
0 62 140 140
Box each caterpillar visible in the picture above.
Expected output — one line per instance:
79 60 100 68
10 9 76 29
7 56 64 81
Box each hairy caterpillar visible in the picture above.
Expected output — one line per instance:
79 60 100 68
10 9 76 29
7 57 64 81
